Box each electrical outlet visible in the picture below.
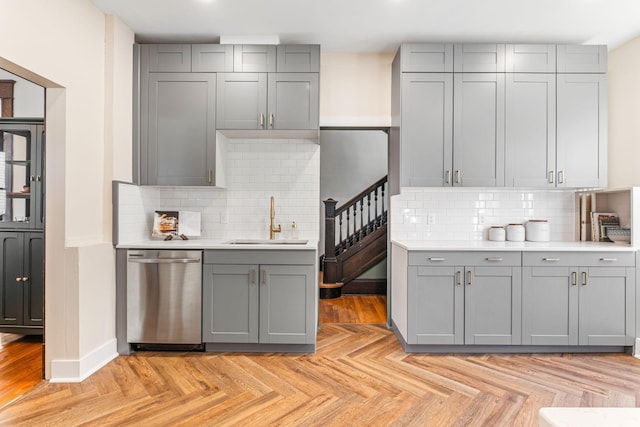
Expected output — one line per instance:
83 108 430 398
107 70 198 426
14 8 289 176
427 213 436 224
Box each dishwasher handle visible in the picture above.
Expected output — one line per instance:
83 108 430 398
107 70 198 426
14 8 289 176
128 257 201 264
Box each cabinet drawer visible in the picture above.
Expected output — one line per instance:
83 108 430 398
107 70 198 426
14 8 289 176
523 251 635 267
408 251 520 267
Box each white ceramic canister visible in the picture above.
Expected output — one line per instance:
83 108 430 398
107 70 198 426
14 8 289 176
489 226 506 241
506 223 525 241
526 219 550 242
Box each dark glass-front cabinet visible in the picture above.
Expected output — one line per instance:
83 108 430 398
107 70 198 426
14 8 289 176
0 119 44 335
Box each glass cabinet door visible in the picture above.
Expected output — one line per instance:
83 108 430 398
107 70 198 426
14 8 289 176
0 123 42 229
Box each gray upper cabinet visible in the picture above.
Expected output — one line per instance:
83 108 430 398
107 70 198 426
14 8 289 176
400 43 453 72
192 44 233 72
400 73 453 187
267 73 319 129
557 45 607 73
506 44 556 73
276 45 320 72
147 44 192 72
234 45 277 72
454 44 506 73
505 73 556 187
556 73 607 188
453 73 505 187
142 73 217 186
216 73 267 130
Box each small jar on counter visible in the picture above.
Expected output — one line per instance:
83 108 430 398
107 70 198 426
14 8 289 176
506 223 525 241
488 226 506 241
526 219 550 242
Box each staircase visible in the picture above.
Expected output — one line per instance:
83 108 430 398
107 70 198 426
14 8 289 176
320 176 388 299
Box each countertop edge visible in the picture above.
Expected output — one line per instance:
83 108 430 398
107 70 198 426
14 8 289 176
116 240 319 250
391 240 637 252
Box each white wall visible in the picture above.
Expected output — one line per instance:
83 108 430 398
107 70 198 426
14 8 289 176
0 0 134 380
609 35 640 188
320 52 394 126
0 69 44 118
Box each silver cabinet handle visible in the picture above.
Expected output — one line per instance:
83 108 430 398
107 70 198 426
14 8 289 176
571 271 577 286
36 175 41 182
445 170 451 184
208 169 213 184
581 271 587 286
456 270 462 286
543 258 560 262
549 171 554 184
455 170 461 184
261 270 267 285
249 269 256 284
260 113 265 127
128 258 201 264
486 257 503 262
429 257 446 261
269 113 274 127
600 258 617 262
467 270 473 285
558 171 564 184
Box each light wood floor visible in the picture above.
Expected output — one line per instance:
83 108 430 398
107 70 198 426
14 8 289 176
1 323 640 426
0 334 42 409
319 295 387 324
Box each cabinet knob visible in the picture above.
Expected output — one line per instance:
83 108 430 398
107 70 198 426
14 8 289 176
16 277 22 282
22 277 28 282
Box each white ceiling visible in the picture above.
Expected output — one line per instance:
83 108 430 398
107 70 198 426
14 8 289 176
89 0 640 52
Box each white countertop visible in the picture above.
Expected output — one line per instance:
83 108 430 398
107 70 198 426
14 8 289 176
539 407 640 427
392 240 636 252
116 239 318 250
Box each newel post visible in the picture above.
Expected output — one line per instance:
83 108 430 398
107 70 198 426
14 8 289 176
323 198 338 284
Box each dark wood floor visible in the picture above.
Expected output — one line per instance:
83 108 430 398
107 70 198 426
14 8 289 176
1 322 640 425
0 334 42 409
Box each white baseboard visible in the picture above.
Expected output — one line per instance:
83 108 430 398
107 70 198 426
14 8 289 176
49 339 118 383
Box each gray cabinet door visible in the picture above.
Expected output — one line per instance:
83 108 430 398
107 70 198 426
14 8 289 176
23 233 43 326
0 232 23 325
259 265 315 344
216 72 267 130
400 73 453 187
578 267 635 346
453 73 505 187
147 44 192 72
202 264 259 343
464 266 522 345
408 266 464 345
557 45 607 73
505 73 556 187
454 44 506 72
234 45 276 72
400 43 453 72
144 73 217 186
522 266 578 345
276 45 320 72
506 44 556 73
556 73 607 188
267 73 319 130
192 44 233 72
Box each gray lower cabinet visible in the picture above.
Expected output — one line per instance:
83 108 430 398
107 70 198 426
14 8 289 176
141 73 217 185
217 72 319 130
407 252 521 345
522 252 635 346
202 251 316 345
0 232 43 333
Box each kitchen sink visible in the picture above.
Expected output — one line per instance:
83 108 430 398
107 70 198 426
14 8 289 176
224 239 309 245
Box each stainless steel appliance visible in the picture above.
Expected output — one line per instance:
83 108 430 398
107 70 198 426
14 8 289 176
127 250 202 347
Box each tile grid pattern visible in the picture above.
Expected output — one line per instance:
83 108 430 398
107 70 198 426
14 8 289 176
391 188 576 241
117 139 320 243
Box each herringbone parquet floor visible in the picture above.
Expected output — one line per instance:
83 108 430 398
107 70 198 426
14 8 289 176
1 322 639 426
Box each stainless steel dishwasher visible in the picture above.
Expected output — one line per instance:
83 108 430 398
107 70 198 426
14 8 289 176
127 250 202 348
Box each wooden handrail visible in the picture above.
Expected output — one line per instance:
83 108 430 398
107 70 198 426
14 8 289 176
335 176 388 216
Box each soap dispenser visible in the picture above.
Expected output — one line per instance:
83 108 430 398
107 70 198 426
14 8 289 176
291 221 299 240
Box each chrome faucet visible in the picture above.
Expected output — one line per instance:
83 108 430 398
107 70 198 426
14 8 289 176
269 196 281 240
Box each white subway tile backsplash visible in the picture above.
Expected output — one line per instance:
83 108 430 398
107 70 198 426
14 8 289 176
391 188 575 242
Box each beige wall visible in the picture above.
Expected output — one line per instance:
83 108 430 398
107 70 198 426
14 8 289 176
320 52 394 126
0 0 134 380
608 36 640 188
